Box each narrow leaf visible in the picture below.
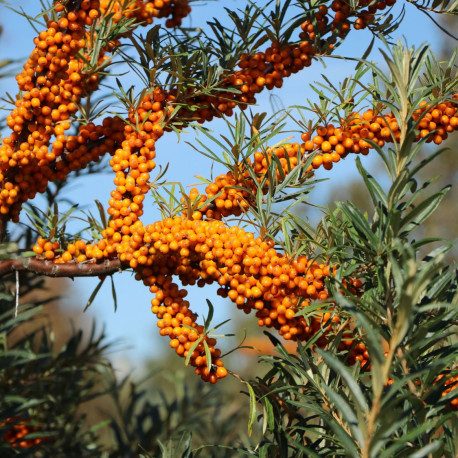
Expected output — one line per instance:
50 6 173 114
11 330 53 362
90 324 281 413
84 277 106 312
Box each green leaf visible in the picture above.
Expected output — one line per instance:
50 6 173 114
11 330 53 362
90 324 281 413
184 336 203 366
319 382 364 447
84 277 106 312
319 404 361 458
400 186 450 233
203 299 214 331
110 276 118 312
355 157 387 207
355 36 375 71
387 168 410 210
203 339 212 372
379 418 442 458
207 318 231 334
339 202 379 248
262 397 275 434
408 441 442 458
318 349 369 414
244 381 257 437
94 200 107 229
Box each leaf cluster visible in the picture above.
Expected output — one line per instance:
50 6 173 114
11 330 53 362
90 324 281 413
0 273 110 455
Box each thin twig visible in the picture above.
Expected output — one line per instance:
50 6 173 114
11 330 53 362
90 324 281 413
405 0 458 40
15 270 19 318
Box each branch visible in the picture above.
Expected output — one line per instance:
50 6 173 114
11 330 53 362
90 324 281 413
0 257 124 278
405 0 458 40
0 215 7 243
406 0 458 15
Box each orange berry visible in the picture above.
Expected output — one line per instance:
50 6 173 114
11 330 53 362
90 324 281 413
216 367 228 378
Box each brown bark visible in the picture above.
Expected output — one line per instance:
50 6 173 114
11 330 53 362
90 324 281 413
0 215 7 243
0 257 123 278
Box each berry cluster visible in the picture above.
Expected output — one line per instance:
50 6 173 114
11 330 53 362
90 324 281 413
99 0 191 28
1 417 48 449
1 0 105 220
0 0 191 222
133 218 340 381
415 98 458 144
183 96 458 222
386 371 458 410
34 207 366 382
183 143 308 220
302 100 458 171
300 0 397 43
166 1 400 125
438 374 458 409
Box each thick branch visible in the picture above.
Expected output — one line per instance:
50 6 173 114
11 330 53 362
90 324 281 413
0 257 124 278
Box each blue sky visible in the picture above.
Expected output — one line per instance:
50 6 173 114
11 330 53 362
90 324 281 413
0 1 452 375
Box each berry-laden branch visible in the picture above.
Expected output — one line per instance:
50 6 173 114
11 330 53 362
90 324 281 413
0 0 457 396
182 101 458 221
0 0 190 222
0 0 403 223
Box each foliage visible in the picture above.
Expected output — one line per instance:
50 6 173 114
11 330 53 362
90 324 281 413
0 271 108 455
0 0 456 456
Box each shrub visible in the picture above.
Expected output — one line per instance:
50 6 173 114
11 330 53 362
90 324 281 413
0 0 456 455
